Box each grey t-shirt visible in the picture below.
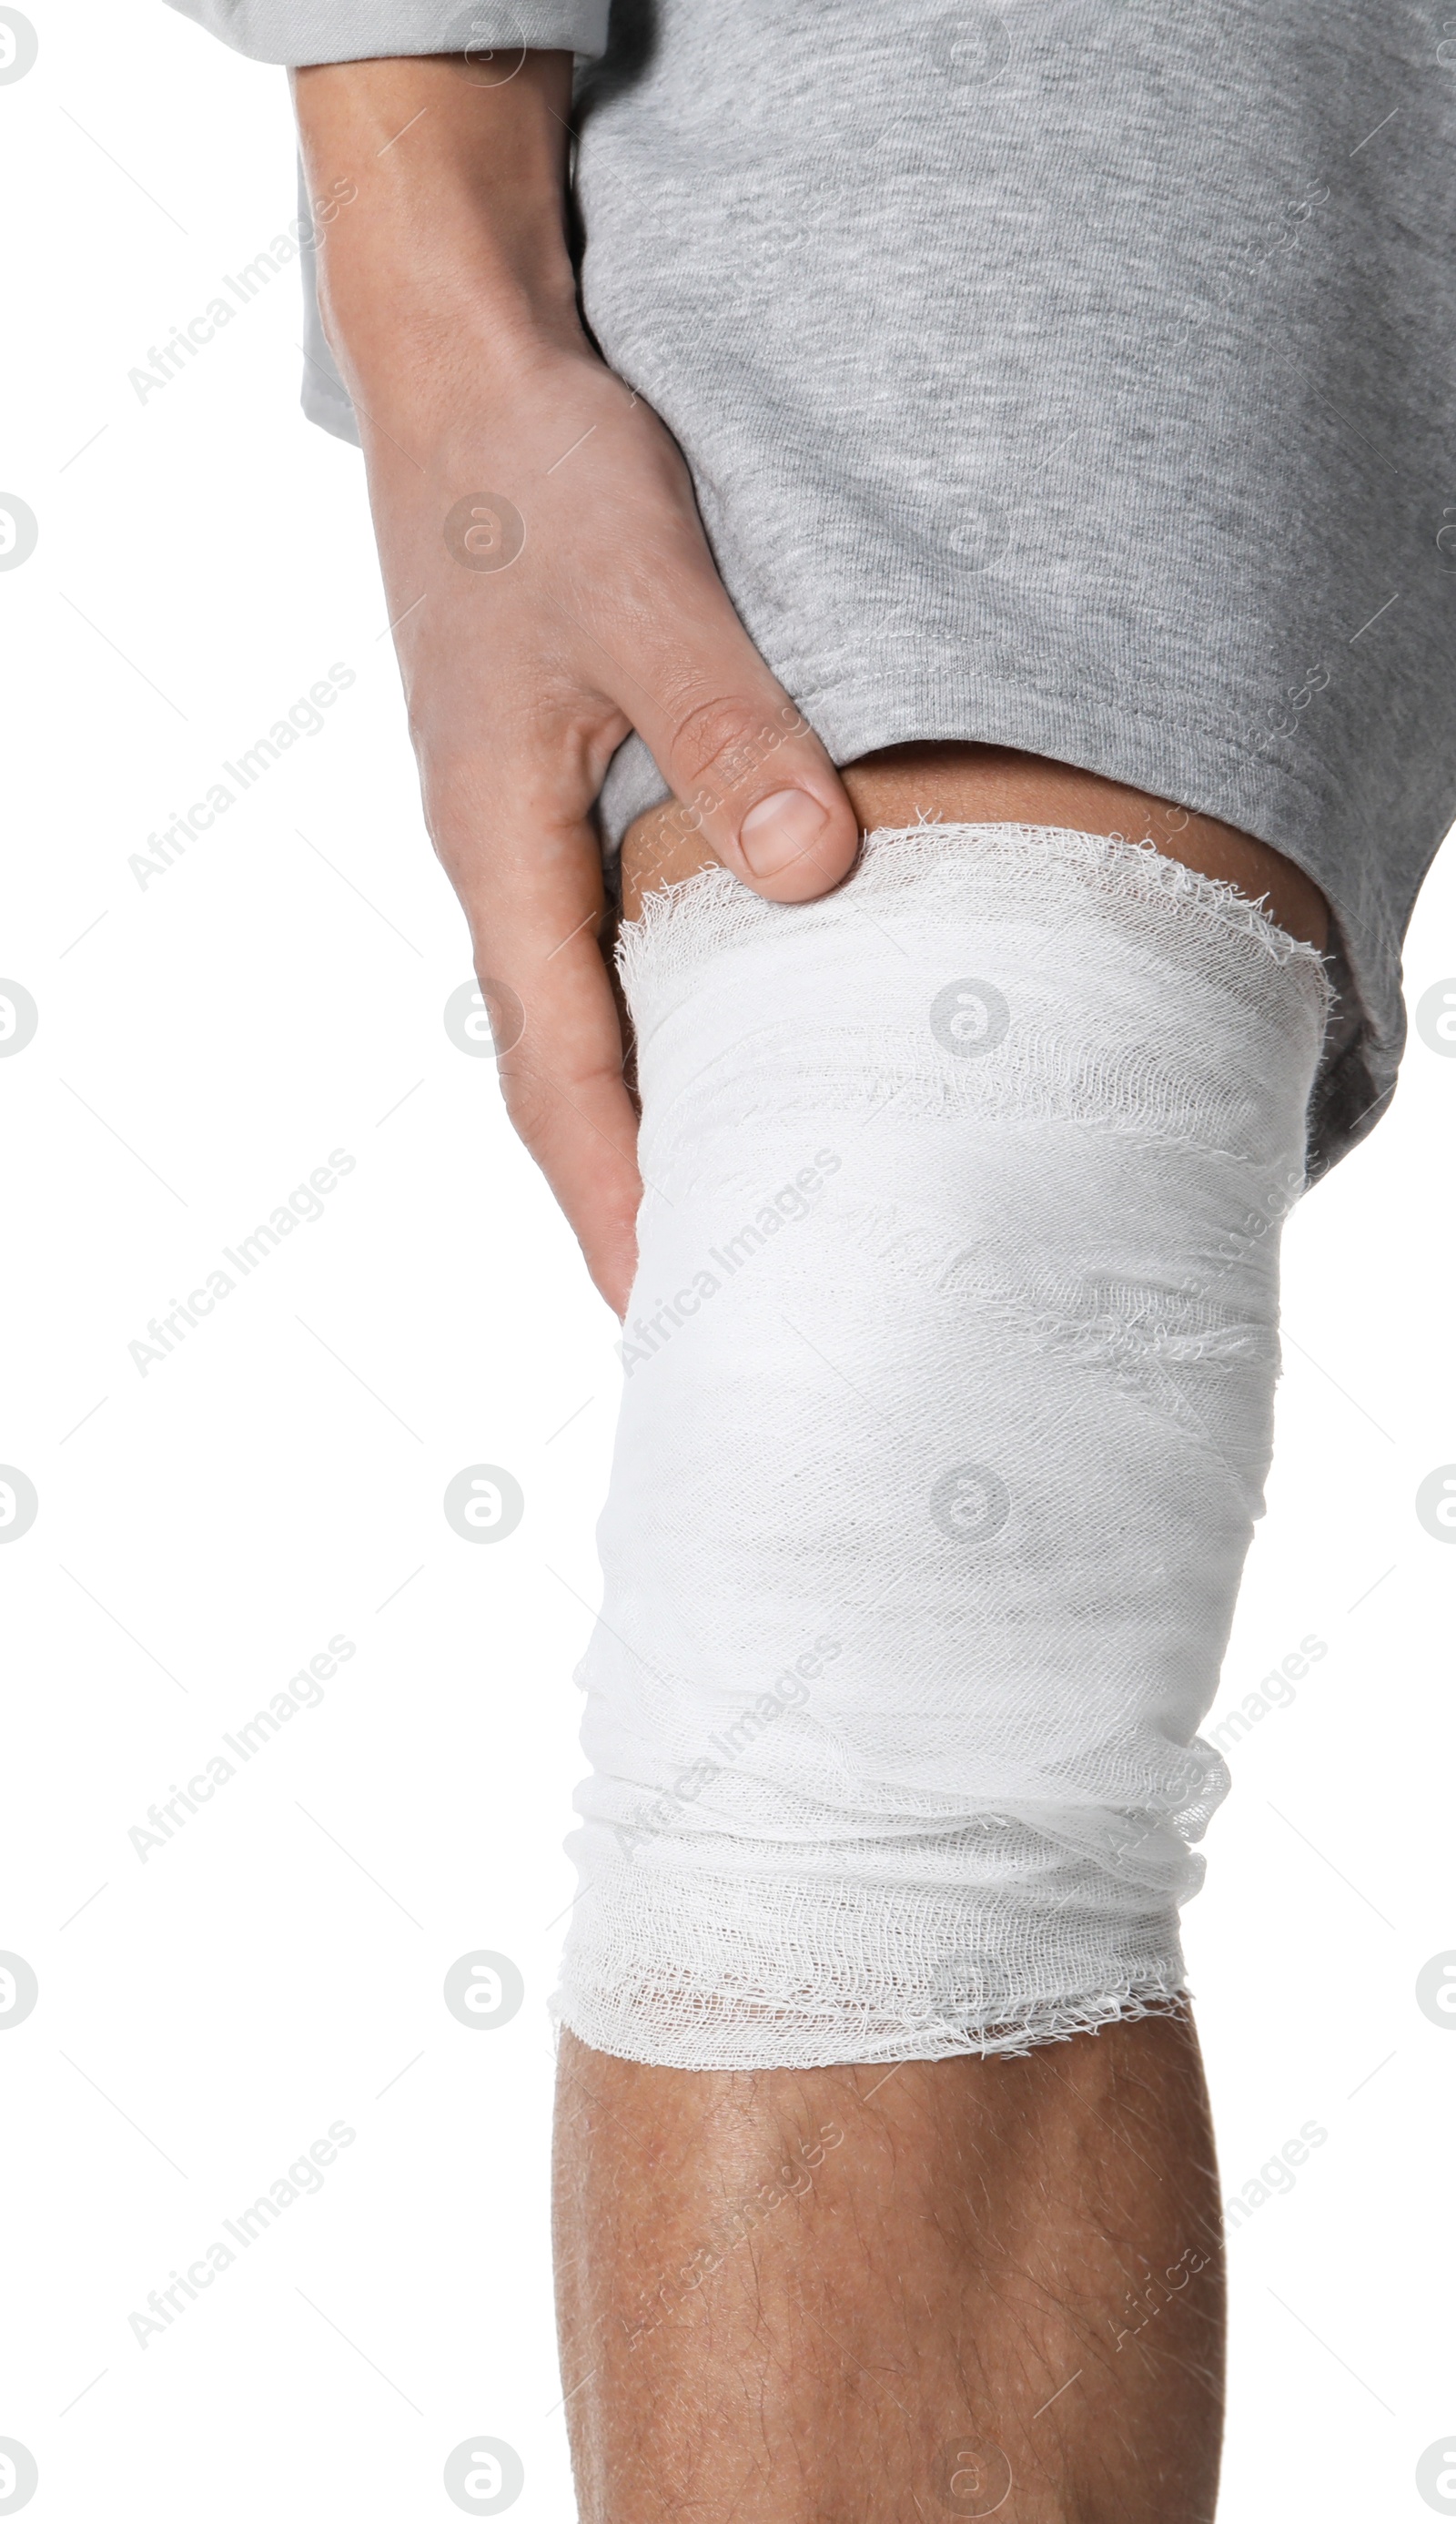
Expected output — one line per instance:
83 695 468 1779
167 0 1456 1174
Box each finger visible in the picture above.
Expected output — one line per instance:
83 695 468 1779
498 937 642 1321
430 757 642 1316
583 563 862 907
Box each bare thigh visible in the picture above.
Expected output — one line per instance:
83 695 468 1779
617 740 1330 948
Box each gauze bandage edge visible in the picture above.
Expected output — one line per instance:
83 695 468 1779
556 825 1332 2070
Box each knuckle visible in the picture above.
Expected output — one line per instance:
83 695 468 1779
667 695 806 815
497 1060 554 1149
498 1047 624 1160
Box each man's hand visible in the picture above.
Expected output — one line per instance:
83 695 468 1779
293 53 860 1318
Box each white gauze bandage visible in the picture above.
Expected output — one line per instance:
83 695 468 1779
556 825 1331 2070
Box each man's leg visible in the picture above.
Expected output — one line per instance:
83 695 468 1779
554 2012 1222 2524
559 746 1329 2524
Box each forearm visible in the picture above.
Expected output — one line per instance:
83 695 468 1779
291 52 584 428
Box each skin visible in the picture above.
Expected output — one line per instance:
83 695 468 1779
620 741 1330 948
553 2014 1225 2524
292 48 1330 2520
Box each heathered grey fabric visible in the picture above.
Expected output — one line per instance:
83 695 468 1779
168 0 1456 1176
164 0 609 64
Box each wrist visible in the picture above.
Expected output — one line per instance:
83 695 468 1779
293 53 583 421
320 245 587 438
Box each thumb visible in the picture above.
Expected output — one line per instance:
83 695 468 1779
619 597 862 907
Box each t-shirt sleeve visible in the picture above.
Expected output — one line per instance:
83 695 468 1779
160 0 610 66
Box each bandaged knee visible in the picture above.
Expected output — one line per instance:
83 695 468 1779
555 824 1330 2069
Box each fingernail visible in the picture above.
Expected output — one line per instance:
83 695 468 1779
738 788 829 880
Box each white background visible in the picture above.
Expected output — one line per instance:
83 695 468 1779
3 5 1453 2518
